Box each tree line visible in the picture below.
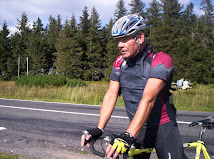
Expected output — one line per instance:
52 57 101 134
0 0 213 84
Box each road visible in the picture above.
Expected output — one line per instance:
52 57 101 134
0 98 213 159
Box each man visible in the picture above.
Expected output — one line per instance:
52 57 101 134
81 14 187 159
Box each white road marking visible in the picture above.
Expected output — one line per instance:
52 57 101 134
0 105 128 119
0 104 192 124
0 98 100 107
0 127 7 130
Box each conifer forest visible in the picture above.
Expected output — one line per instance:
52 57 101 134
0 0 213 84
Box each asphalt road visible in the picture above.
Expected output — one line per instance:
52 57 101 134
0 98 213 159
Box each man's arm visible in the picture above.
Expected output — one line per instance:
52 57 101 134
126 78 166 137
98 80 120 129
81 80 120 147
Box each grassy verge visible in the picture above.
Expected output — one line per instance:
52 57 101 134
0 81 213 112
0 81 124 106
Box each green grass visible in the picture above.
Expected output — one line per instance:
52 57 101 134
0 81 213 112
0 81 124 106
0 152 19 159
172 84 214 112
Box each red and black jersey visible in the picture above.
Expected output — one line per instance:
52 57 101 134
110 45 176 126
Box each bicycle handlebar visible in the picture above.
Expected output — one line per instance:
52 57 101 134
83 131 107 158
89 140 106 157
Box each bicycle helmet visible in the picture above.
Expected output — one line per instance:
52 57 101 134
111 14 146 38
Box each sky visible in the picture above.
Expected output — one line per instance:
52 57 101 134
0 0 205 35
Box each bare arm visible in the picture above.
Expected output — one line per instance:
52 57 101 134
98 80 120 129
126 78 166 137
81 80 119 147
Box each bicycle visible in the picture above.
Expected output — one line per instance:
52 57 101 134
183 116 214 159
82 116 214 159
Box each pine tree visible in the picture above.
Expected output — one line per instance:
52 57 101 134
129 0 146 17
79 7 90 32
158 0 183 53
0 21 11 80
201 0 214 22
54 16 83 79
70 14 77 37
184 0 214 84
173 2 197 80
146 0 162 27
46 15 62 72
182 2 197 37
84 7 105 80
189 0 214 84
105 18 120 79
146 0 162 46
69 14 84 79
114 0 127 20
77 7 91 79
26 17 48 75
200 0 214 49
11 12 31 76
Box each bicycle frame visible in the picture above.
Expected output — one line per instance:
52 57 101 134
183 141 211 159
127 140 211 159
128 146 156 159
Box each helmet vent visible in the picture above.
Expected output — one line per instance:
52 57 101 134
127 29 135 34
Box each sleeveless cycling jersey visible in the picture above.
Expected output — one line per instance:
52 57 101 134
110 45 176 126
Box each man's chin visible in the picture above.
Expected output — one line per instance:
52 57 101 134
122 54 135 59
122 54 129 58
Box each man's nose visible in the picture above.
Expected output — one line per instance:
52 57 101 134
118 41 124 48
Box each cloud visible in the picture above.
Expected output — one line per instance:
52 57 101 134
0 0 205 36
179 0 191 5
194 6 205 16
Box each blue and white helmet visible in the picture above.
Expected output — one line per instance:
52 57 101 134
111 14 146 38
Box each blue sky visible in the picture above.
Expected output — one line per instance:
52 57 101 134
0 0 205 35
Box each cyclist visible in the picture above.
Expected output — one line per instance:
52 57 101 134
81 14 187 159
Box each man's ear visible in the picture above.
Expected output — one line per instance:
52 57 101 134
137 33 145 44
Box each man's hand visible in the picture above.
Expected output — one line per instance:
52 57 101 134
106 133 136 159
81 127 103 148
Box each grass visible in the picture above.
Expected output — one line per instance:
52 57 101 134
0 152 19 159
0 81 213 112
0 81 124 106
172 84 214 112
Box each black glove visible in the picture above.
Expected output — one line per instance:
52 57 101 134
110 132 136 153
84 127 103 141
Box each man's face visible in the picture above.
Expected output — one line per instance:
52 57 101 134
117 36 139 59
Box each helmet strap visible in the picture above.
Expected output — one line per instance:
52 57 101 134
134 36 141 55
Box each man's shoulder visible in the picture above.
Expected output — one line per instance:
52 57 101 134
151 52 173 68
113 55 124 71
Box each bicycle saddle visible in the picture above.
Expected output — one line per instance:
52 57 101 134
189 116 214 129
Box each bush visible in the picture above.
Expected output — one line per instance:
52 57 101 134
65 78 87 87
15 74 87 88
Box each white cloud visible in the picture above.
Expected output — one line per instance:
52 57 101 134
194 6 205 16
8 26 18 36
179 0 191 5
0 0 205 34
